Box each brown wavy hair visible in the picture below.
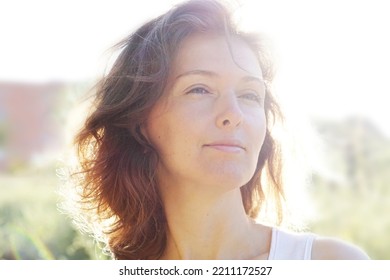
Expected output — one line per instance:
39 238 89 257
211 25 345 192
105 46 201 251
73 0 284 260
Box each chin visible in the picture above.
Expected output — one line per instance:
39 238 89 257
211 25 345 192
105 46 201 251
206 169 254 190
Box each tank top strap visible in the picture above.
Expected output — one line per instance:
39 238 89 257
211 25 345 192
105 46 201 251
268 227 316 260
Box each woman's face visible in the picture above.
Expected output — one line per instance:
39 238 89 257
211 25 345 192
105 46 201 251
143 33 266 193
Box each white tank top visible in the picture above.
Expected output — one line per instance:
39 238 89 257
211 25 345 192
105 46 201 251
268 227 316 260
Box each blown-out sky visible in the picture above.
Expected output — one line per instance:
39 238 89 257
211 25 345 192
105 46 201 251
1 0 389 136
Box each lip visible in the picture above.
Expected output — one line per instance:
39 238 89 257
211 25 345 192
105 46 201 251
203 140 246 153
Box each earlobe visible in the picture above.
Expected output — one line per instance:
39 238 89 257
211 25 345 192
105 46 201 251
135 122 150 144
139 123 148 140
136 123 153 154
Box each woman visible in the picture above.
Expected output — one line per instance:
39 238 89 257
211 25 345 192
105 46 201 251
70 0 369 259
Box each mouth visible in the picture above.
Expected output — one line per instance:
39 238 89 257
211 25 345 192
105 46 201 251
203 141 246 153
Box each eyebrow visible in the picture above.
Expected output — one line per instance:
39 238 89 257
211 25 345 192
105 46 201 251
174 69 264 85
174 70 217 81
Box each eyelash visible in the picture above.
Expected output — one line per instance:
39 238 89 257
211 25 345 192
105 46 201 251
186 86 210 95
240 92 264 103
185 86 264 104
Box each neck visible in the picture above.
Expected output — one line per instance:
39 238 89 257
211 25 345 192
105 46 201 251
159 184 268 259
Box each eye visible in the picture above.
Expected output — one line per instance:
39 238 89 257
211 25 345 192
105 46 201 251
240 91 264 104
186 86 210 95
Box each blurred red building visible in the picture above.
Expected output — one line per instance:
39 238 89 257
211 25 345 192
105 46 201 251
0 82 64 171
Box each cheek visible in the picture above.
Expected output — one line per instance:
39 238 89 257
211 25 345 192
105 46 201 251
145 119 171 154
250 111 267 149
143 104 168 151
145 105 195 157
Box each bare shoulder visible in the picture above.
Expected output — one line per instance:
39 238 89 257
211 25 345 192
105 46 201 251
311 236 370 260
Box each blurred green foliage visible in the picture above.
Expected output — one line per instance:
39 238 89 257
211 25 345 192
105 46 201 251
308 117 390 259
0 168 108 260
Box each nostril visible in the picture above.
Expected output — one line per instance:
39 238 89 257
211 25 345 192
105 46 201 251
222 119 230 126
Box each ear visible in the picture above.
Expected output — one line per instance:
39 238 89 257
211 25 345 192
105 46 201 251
137 122 150 143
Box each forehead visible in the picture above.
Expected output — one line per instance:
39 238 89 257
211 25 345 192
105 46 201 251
170 32 263 79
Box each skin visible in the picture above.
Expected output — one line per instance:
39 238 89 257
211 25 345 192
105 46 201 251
142 33 369 260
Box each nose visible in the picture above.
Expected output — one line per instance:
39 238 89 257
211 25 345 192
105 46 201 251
215 92 243 129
